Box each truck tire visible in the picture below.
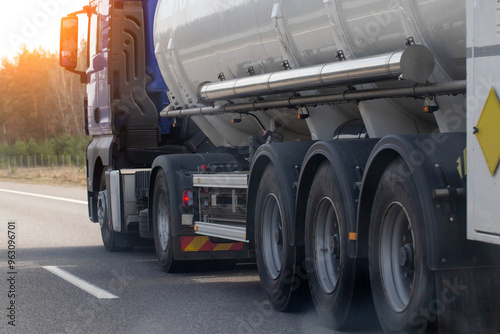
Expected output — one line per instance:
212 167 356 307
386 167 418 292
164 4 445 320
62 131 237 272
304 161 357 329
152 170 179 273
369 158 436 333
254 164 304 311
99 170 133 252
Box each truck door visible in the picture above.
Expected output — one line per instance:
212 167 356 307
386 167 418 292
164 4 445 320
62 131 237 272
87 0 111 136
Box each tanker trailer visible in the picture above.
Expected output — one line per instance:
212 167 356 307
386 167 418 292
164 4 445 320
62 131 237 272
59 0 500 332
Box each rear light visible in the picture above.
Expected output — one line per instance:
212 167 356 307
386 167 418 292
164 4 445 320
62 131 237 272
183 190 193 208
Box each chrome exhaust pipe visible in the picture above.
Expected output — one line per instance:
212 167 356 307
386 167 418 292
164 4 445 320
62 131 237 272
198 45 435 104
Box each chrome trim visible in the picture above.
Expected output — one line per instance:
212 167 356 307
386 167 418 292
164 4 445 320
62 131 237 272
195 221 248 243
198 46 435 103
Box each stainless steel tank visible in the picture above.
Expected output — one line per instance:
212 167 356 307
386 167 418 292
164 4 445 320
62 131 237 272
154 0 466 146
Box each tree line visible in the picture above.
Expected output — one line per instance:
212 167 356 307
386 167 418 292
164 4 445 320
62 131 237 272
0 134 89 160
0 46 85 146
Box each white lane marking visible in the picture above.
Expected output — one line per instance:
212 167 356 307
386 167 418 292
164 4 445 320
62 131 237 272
43 266 118 299
0 189 86 204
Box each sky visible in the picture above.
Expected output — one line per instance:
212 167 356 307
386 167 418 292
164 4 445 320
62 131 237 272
1 0 89 60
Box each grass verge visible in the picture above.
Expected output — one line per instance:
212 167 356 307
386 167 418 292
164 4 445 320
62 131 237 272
0 167 86 187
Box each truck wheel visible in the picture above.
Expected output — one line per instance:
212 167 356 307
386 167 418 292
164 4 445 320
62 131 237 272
153 171 179 273
304 161 357 329
99 170 132 252
255 164 303 311
369 158 436 333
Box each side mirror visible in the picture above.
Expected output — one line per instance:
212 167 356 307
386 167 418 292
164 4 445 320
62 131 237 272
60 16 79 68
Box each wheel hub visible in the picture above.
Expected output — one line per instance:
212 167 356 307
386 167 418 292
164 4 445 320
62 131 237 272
399 243 414 270
97 190 108 228
157 190 170 251
329 234 340 258
262 193 284 280
314 198 342 294
379 202 416 312
274 227 282 244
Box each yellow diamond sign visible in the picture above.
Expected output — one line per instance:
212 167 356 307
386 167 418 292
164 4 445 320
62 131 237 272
476 88 500 176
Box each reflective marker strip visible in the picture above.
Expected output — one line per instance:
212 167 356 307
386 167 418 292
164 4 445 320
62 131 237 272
0 189 87 204
43 266 118 299
181 236 244 252
213 243 234 251
185 236 209 251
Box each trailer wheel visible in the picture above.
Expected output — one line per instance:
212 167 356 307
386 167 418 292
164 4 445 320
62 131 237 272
153 171 179 273
255 164 303 311
304 161 357 329
99 170 132 252
369 158 436 333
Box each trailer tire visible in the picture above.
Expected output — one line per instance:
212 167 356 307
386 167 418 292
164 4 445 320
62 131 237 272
99 170 133 252
304 161 357 329
153 171 179 273
254 164 304 312
369 158 436 333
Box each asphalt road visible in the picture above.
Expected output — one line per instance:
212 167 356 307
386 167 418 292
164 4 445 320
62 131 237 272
0 181 379 334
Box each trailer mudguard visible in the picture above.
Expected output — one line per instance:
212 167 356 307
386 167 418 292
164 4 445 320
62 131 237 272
357 133 500 270
247 141 314 244
295 139 379 253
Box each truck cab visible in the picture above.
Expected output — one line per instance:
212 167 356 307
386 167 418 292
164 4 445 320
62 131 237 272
59 0 237 256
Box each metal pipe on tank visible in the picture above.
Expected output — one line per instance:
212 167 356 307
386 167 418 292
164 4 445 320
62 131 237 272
198 45 435 104
164 81 465 118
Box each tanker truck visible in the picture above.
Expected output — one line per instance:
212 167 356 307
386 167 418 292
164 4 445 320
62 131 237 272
59 0 500 332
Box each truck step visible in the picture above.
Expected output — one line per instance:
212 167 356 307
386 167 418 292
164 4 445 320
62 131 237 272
194 221 248 243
